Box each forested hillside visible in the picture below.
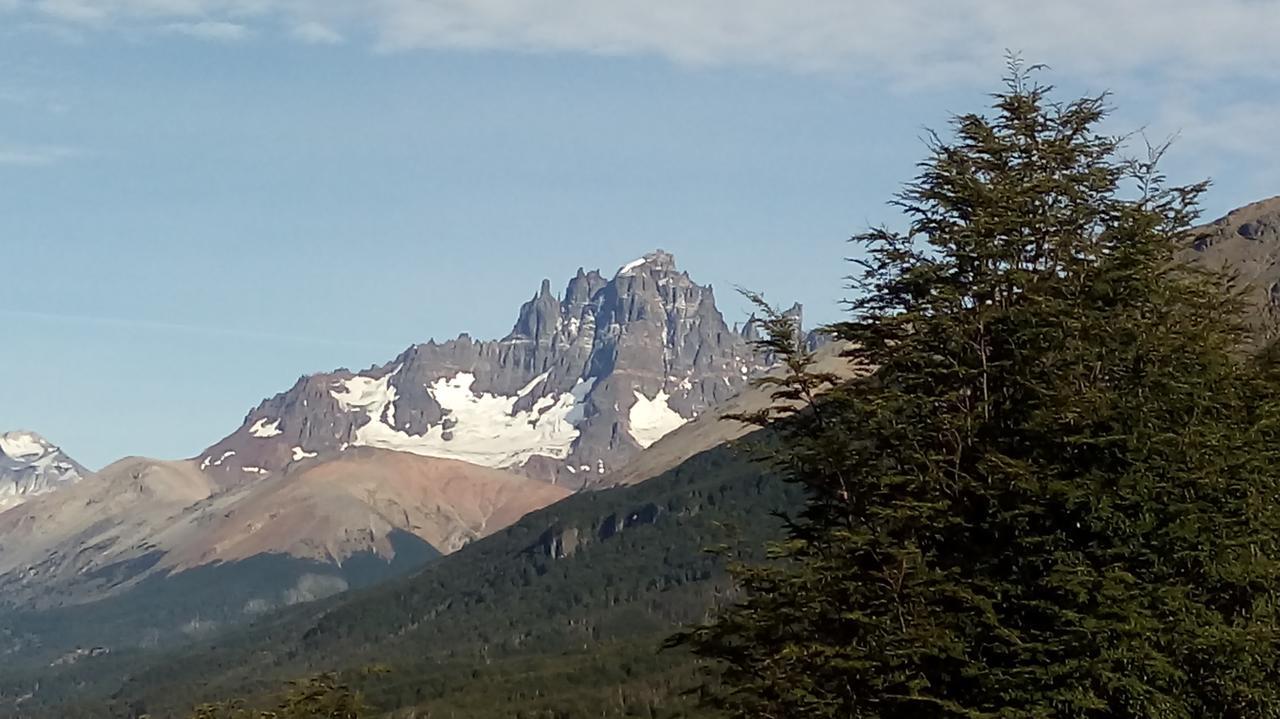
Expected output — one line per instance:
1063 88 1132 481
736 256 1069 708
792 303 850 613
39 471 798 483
4 431 800 718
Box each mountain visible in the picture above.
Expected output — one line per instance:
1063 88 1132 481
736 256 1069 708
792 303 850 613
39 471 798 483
0 451 567 611
159 449 571 569
0 343 861 717
6 428 792 718
0 431 87 512
0 457 225 609
603 341 855 488
1181 195 1280 342
198 250 760 490
0 250 769 673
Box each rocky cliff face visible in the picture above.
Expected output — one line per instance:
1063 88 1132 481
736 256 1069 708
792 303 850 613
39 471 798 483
200 251 763 489
0 432 86 511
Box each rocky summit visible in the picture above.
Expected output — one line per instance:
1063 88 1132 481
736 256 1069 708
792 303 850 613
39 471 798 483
199 251 765 489
0 431 86 511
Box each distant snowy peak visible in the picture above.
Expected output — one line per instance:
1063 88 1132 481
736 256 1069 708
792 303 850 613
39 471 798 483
199 250 775 489
0 431 87 511
0 431 53 461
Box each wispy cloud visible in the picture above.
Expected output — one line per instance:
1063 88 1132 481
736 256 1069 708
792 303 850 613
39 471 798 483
0 1 1277 85
164 19 248 41
3 0 1274 190
0 143 79 167
291 20 342 45
32 0 107 25
2 0 1279 191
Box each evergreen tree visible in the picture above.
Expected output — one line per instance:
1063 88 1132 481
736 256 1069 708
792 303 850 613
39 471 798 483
674 59 1280 718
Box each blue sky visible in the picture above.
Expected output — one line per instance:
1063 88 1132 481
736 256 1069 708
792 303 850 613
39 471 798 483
2 1 1279 468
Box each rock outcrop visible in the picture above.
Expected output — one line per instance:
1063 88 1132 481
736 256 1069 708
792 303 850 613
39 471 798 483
1181 196 1280 343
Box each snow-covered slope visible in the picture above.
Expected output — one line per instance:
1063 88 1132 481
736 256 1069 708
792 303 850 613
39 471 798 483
0 431 87 511
333 370 597 468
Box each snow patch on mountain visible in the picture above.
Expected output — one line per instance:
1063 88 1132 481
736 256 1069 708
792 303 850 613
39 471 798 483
200 450 236 471
333 371 596 469
248 418 282 438
291 447 317 462
517 372 550 399
628 391 687 449
617 256 648 276
331 372 399 426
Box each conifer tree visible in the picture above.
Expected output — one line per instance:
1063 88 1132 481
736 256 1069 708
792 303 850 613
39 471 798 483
675 59 1280 718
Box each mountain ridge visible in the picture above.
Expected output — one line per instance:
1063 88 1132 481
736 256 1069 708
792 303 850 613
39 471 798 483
198 249 764 490
0 249 778 666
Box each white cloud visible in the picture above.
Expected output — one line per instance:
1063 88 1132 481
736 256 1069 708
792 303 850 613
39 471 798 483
164 19 248 40
32 0 107 24
3 0 1277 182
291 20 342 44
0 0 1273 85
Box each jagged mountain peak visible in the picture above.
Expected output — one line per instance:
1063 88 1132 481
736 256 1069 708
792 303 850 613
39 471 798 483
199 251 764 489
0 430 87 511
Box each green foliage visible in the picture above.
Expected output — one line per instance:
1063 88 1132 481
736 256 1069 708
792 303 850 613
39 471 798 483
728 289 845 429
676 58 1280 718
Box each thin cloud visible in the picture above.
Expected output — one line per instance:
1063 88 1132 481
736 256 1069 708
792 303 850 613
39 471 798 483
0 143 79 167
0 1 1276 85
291 20 342 44
31 0 106 25
164 19 248 41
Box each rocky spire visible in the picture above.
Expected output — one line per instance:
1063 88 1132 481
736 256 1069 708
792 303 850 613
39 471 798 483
509 278 562 346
